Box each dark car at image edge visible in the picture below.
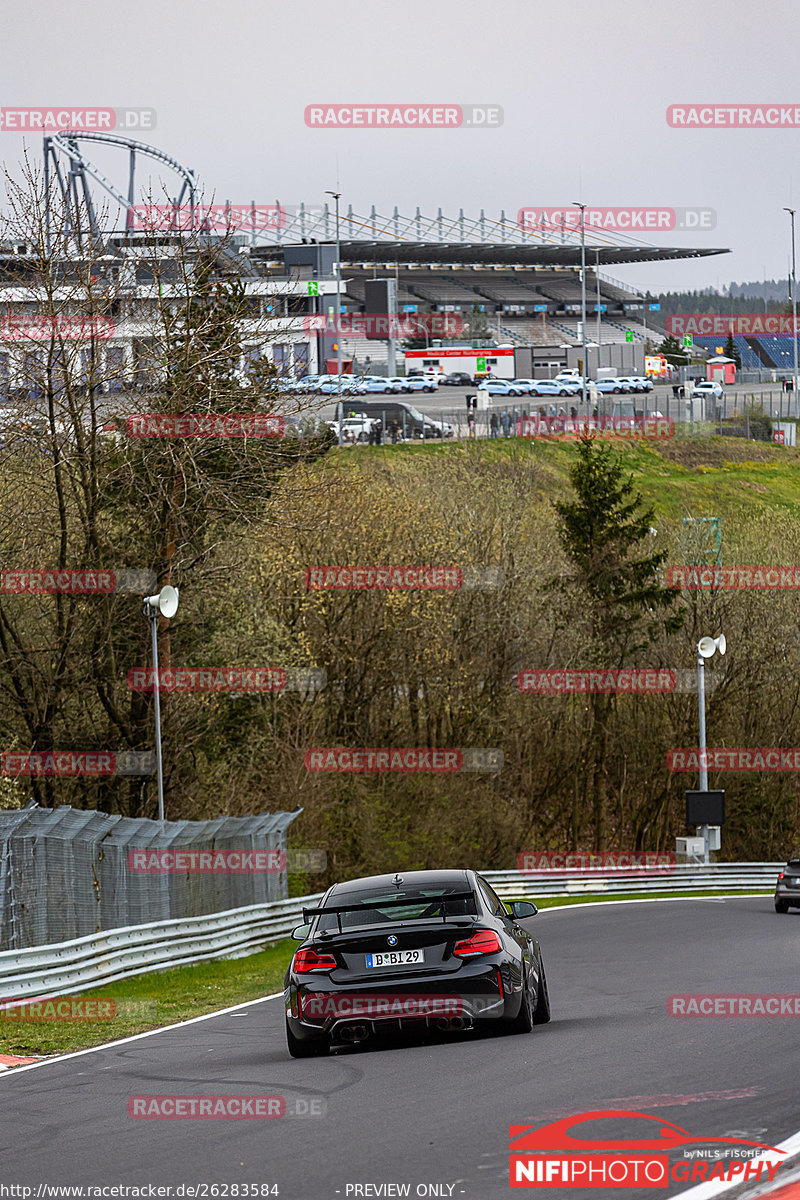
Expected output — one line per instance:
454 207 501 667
774 857 800 911
283 868 550 1057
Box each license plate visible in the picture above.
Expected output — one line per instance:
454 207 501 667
365 949 424 968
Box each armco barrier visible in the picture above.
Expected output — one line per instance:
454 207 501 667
0 894 323 1003
0 865 780 1004
482 862 781 898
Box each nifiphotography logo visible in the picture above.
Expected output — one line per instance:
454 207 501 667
508 1110 784 1188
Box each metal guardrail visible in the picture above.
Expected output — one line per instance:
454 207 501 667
483 862 781 899
0 893 323 1003
0 865 781 1004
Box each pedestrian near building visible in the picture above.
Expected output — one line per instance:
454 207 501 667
490 411 499 438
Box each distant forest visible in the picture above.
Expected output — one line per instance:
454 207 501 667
656 280 793 315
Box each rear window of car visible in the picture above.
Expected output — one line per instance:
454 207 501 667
316 885 478 931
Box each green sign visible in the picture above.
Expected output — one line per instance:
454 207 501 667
308 281 319 296
476 356 487 371
625 330 633 343
683 334 693 348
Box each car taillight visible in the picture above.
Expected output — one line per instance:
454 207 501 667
294 947 338 973
778 872 785 880
453 929 503 958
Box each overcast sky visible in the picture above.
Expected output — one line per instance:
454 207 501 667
2 0 798 295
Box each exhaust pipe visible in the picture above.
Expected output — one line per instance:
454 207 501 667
338 1022 370 1043
435 1016 472 1032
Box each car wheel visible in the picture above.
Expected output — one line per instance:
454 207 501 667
776 900 790 913
358 433 368 443
559 390 568 397
504 968 534 1035
286 1019 329 1058
426 386 434 393
613 387 621 394
532 959 551 1025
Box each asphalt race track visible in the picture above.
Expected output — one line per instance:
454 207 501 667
2 898 798 1200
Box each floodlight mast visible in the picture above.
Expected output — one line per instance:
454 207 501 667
696 634 726 863
143 587 179 823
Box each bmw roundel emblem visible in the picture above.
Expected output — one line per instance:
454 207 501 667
387 935 398 947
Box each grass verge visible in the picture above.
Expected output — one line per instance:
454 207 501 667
0 938 295 1059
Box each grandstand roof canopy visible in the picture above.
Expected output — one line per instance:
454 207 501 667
323 241 730 268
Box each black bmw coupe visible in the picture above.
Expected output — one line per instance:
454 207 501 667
284 868 550 1057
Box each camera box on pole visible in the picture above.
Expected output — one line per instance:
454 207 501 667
685 790 725 826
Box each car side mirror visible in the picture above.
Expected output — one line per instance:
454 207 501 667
291 922 311 941
506 900 538 919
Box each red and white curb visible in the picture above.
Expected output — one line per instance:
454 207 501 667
0 1054 41 1070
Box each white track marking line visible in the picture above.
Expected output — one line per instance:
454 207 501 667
0 991 283 1078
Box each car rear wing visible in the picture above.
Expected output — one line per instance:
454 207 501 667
302 889 476 934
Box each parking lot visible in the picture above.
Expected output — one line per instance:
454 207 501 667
307 380 794 439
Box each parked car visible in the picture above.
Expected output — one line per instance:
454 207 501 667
691 380 723 398
386 376 412 393
328 415 376 443
477 380 523 396
352 375 404 394
593 377 632 393
625 375 655 392
442 372 474 386
405 376 438 393
591 378 627 395
525 379 578 397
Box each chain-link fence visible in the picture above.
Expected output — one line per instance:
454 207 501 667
0 806 299 950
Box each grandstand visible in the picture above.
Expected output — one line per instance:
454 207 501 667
244 203 729 369
692 334 798 370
